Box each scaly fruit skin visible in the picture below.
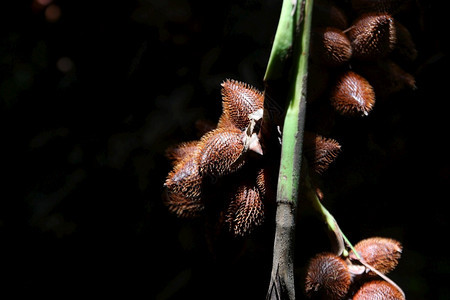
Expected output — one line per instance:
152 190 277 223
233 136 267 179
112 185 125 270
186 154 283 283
225 180 264 237
305 253 352 300
303 132 341 174
218 79 264 131
198 127 247 178
164 79 267 237
330 71 375 117
350 237 402 276
353 280 405 300
313 27 352 67
164 149 204 218
348 13 396 61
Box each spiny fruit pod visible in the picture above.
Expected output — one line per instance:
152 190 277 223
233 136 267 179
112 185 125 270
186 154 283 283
198 126 261 178
303 132 341 175
218 79 264 131
350 237 402 276
353 280 405 300
312 27 352 67
305 253 352 300
164 150 205 218
255 167 269 199
348 13 396 61
330 71 375 117
225 180 264 237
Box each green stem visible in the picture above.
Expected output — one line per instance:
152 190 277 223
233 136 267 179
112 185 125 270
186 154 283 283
264 0 299 81
276 0 313 217
301 168 346 256
300 163 359 257
266 0 314 299
309 190 361 258
310 191 347 255
342 232 360 259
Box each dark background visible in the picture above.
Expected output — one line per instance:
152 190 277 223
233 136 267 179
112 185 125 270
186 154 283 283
1 0 448 299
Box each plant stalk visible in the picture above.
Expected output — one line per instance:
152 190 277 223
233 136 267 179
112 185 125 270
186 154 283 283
265 0 314 299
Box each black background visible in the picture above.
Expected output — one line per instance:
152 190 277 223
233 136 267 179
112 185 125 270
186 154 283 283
1 0 448 299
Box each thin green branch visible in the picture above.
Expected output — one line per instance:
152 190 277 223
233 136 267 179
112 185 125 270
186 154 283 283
301 166 355 257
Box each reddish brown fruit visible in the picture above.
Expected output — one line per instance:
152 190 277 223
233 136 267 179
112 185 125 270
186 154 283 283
313 27 352 67
353 280 405 300
304 132 341 174
198 127 247 178
219 79 264 130
164 152 204 218
226 182 264 237
256 167 267 198
348 13 396 60
350 237 402 275
217 113 235 130
305 253 352 300
330 71 375 117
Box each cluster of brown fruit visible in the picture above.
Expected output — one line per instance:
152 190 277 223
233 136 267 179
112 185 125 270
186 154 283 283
164 0 418 238
309 0 416 119
164 80 267 237
164 79 342 236
302 1 414 298
305 237 404 299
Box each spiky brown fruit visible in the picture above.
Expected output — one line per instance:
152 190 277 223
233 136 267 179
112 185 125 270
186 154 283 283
304 132 341 174
348 13 396 61
225 181 264 237
313 27 352 67
164 152 204 218
256 167 267 198
218 79 264 130
305 253 352 300
198 127 247 178
330 71 375 117
353 280 405 300
350 237 402 276
165 141 199 166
